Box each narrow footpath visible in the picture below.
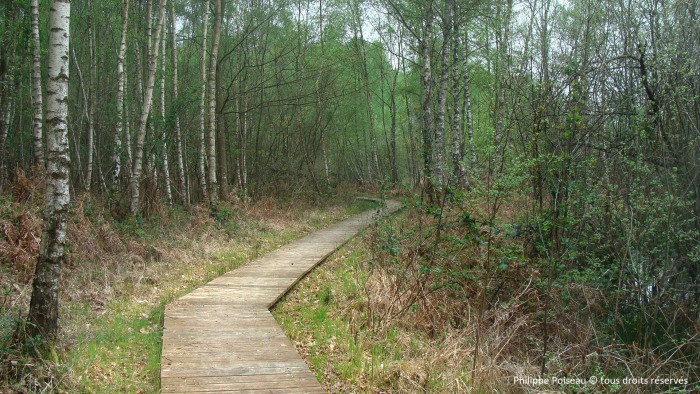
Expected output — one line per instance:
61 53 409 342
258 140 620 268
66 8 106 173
160 199 402 393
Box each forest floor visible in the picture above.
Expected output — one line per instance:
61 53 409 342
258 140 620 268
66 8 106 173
273 211 479 393
2 176 697 393
0 176 377 393
274 196 699 393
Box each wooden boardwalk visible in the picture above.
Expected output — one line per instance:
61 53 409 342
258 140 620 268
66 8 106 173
161 200 401 393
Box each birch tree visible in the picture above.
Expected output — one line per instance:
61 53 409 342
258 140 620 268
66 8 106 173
170 0 187 205
28 0 71 341
434 0 451 192
111 0 129 188
198 3 210 202
421 0 436 201
207 0 222 207
129 0 167 214
85 0 96 191
450 0 467 185
30 0 45 169
160 31 173 208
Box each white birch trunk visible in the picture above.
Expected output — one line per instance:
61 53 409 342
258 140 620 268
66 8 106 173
30 0 45 169
198 4 210 202
160 32 173 208
207 0 222 206
421 1 435 200
86 3 95 191
124 63 132 170
170 0 187 205
28 0 71 341
112 0 129 188
434 0 451 193
129 0 167 214
450 0 467 186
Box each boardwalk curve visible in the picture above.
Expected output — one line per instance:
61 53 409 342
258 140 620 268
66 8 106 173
161 199 402 393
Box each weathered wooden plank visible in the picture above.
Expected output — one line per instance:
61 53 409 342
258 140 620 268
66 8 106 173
162 363 313 378
162 374 324 393
162 386 326 393
161 200 402 393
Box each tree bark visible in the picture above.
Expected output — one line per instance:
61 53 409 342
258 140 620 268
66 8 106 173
111 0 129 188
198 3 210 202
216 69 228 199
434 0 451 193
129 0 167 214
389 68 399 184
354 2 381 181
28 0 71 342
160 30 173 208
207 0 222 208
30 0 45 169
450 0 467 186
463 35 476 170
0 4 11 189
170 0 188 205
86 0 96 191
421 0 436 201
493 0 512 167
71 47 90 187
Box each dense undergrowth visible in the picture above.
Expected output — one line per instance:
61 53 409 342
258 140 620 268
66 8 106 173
275 187 700 393
0 172 373 393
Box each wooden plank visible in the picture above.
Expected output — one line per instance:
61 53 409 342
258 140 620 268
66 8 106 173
161 200 402 393
162 374 325 393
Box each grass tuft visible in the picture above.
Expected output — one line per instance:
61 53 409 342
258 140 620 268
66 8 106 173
1 184 370 393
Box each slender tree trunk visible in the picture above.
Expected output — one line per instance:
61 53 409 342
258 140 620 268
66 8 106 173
28 0 71 342
143 0 156 183
239 98 249 198
71 47 90 186
322 140 331 187
30 0 45 169
450 0 467 186
463 35 476 170
0 13 7 188
493 0 512 170
170 0 187 205
0 98 12 189
389 68 399 184
355 5 380 180
134 42 144 107
124 63 132 171
398 29 418 187
86 0 96 191
216 74 228 199
207 0 222 207
318 0 331 188
129 0 167 214
160 31 173 208
111 0 129 188
198 3 210 202
421 1 436 201
434 0 451 193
